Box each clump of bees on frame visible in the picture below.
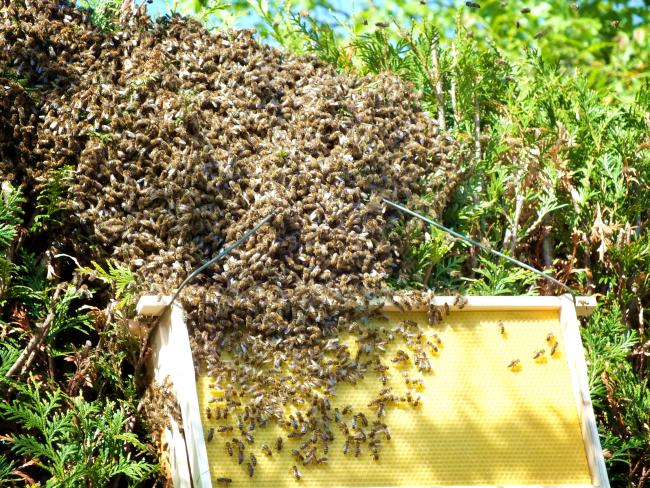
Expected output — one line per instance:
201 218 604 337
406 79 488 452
1 0 469 483
202 292 451 483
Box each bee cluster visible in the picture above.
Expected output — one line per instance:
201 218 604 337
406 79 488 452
199 294 448 482
1 0 466 481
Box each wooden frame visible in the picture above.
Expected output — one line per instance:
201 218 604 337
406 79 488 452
136 294 608 488
144 301 212 488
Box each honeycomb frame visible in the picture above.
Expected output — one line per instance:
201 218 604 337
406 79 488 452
137 294 608 488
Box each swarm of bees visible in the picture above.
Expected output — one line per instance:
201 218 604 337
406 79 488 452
1 0 468 482
199 308 448 481
0 0 464 326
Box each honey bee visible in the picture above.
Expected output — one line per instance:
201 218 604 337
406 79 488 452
498 320 506 336
292 465 302 480
250 452 257 466
206 406 212 419
534 28 549 39
247 462 254 477
342 405 353 415
546 333 556 344
261 444 273 456
426 341 439 354
427 305 442 325
225 442 233 456
508 359 521 369
216 477 232 485
377 403 386 417
550 342 559 356
520 7 530 13
391 350 410 364
465 0 480 7
533 349 545 359
207 428 214 442
370 439 381 460
343 439 350 454
276 436 283 451
238 447 244 465
217 426 233 433
358 412 368 427
406 377 424 391
453 294 468 309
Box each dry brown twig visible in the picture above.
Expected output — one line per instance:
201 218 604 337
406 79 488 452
450 42 461 123
5 280 78 378
393 21 446 130
430 42 446 131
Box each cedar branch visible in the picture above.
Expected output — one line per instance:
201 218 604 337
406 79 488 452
5 283 66 378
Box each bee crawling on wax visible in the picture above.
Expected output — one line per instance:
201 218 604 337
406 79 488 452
426 340 439 354
550 342 560 357
508 359 521 371
391 349 410 365
498 320 506 337
292 465 302 480
453 293 468 309
261 444 273 457
247 462 254 477
546 332 557 345
216 477 232 485
206 428 214 442
291 449 304 462
533 349 546 362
